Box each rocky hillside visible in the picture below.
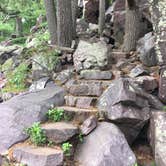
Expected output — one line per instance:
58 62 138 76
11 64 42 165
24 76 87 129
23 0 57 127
0 0 166 166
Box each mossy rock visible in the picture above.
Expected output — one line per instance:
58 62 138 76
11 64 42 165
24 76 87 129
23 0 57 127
1 58 14 73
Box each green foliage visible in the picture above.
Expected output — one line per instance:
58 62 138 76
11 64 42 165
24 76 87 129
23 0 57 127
46 108 64 122
162 106 166 112
25 122 47 146
78 133 84 142
62 142 73 156
0 22 13 41
11 36 27 45
0 0 45 39
34 30 50 45
133 163 138 166
3 63 29 92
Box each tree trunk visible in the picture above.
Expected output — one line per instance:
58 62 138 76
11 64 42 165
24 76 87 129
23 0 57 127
123 0 140 52
44 0 57 45
98 0 105 35
149 0 166 103
56 0 73 47
71 0 78 39
16 16 23 37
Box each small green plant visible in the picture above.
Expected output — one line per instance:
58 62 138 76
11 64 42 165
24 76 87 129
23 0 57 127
163 106 166 112
46 108 64 122
62 142 73 156
133 163 138 166
25 122 47 146
78 133 84 142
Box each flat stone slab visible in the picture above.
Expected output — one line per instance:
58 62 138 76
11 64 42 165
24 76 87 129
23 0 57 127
80 70 113 80
57 106 98 124
0 85 65 154
69 83 103 97
75 122 136 166
42 122 78 144
65 95 97 109
13 146 63 166
150 111 166 166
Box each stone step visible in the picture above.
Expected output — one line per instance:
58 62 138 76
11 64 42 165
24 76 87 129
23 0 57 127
57 106 98 124
68 82 103 96
79 70 113 80
65 79 112 91
13 145 63 166
112 51 128 63
42 122 78 144
65 95 97 109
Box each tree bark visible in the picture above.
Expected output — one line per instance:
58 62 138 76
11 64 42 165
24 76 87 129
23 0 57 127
123 0 140 52
56 0 73 47
16 16 23 37
98 0 105 35
71 0 78 39
44 0 57 45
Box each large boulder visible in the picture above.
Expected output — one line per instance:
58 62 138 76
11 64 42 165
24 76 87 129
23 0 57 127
150 111 166 166
75 122 136 166
0 85 65 154
73 40 111 72
137 32 157 67
97 78 163 143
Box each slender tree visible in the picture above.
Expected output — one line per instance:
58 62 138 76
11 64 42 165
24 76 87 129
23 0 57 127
98 0 105 35
123 0 140 52
56 0 73 47
71 0 78 39
44 0 57 45
15 16 23 37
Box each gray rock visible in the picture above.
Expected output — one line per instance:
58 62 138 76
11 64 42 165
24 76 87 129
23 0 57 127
69 83 103 97
0 45 23 65
32 52 61 80
73 40 111 72
133 76 158 91
55 69 74 85
65 96 97 109
129 65 149 78
13 146 63 166
29 77 50 92
97 78 151 143
80 70 113 80
80 116 97 135
75 122 136 166
150 111 166 166
137 32 157 67
0 155 2 166
97 78 149 109
0 85 65 154
42 122 78 144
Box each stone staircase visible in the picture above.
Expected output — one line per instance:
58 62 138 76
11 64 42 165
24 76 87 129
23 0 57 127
8 70 114 166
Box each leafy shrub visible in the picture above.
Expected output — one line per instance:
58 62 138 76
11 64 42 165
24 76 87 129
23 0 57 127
46 108 64 122
11 36 27 45
62 142 73 156
0 22 13 36
25 122 47 146
4 63 29 92
78 133 84 142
